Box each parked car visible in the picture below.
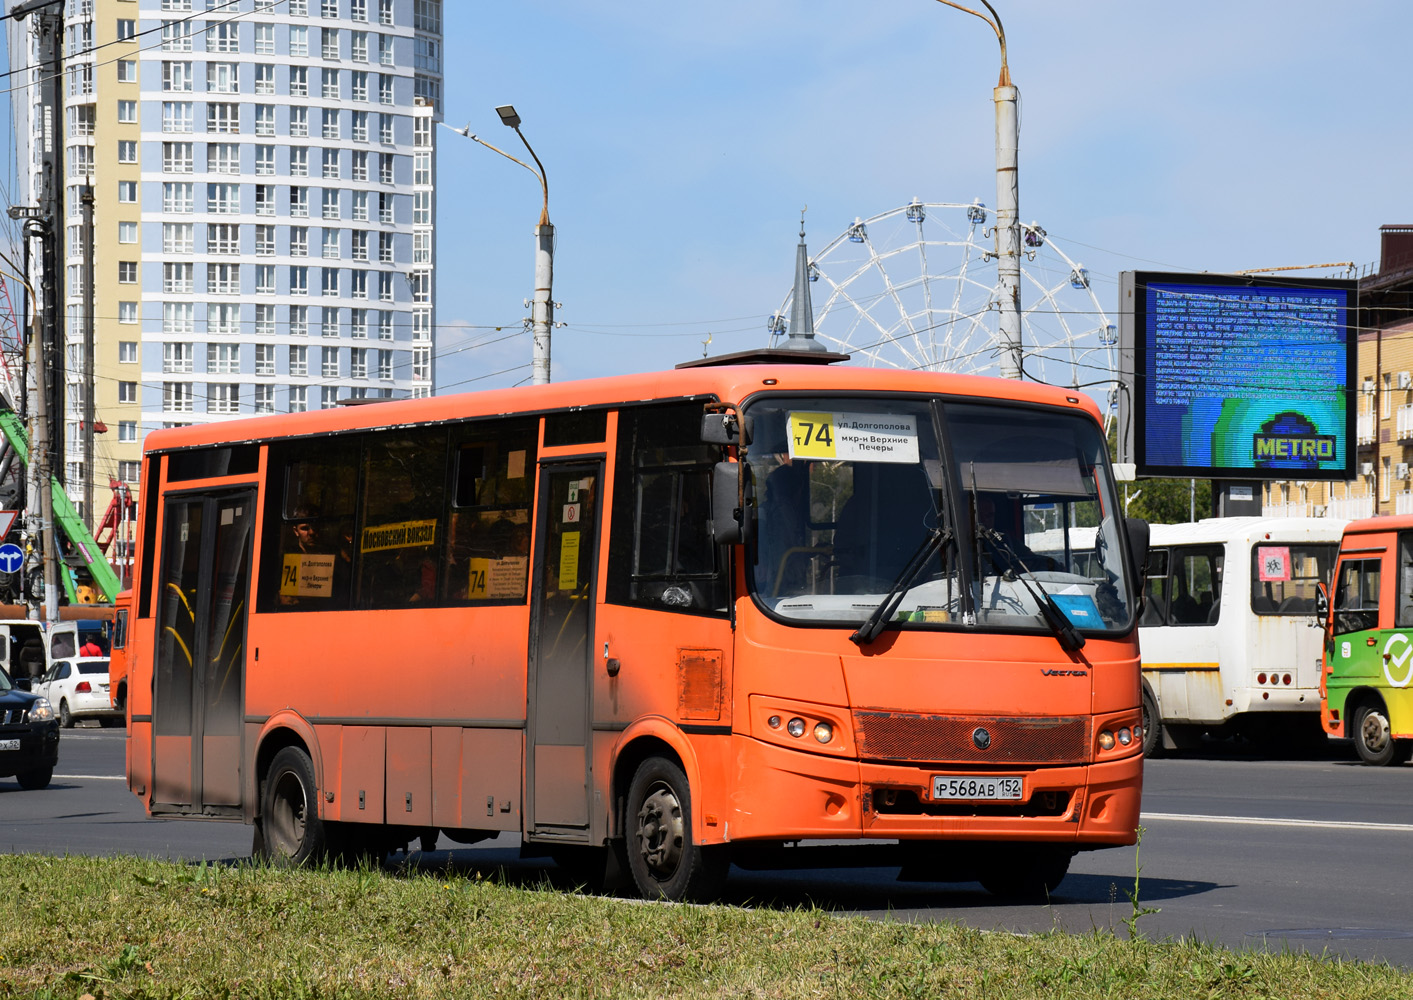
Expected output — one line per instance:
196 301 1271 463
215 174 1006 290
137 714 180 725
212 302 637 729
0 666 59 789
34 658 120 728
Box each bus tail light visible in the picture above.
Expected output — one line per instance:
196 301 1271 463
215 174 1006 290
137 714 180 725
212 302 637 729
1257 673 1267 684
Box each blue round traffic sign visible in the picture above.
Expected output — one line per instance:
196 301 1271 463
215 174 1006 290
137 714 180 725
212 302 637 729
0 543 24 574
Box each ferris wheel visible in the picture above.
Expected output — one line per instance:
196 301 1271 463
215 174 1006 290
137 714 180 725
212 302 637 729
770 199 1118 421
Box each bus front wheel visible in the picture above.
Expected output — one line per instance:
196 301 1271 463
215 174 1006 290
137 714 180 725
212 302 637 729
1141 687 1163 758
259 747 328 864
625 757 726 902
1353 703 1412 767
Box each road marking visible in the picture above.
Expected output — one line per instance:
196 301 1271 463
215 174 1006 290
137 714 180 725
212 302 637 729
1143 811 1413 833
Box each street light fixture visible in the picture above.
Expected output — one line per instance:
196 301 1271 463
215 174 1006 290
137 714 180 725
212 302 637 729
442 105 555 385
934 0 1023 380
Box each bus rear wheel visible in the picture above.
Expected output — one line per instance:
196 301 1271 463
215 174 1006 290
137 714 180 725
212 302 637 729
1353 703 1411 767
259 747 327 865
625 757 726 902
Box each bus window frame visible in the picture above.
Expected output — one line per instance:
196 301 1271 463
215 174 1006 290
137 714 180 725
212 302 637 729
1248 542 1336 617
1332 556 1382 636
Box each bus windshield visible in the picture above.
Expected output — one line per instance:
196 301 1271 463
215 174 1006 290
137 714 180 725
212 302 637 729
745 397 1132 634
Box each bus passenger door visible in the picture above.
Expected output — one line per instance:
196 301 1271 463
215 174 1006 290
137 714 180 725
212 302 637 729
526 463 600 839
151 492 255 817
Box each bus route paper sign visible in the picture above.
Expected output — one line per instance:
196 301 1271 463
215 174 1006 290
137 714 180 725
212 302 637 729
558 531 581 591
787 412 919 464
1258 546 1292 582
280 553 335 597
360 518 437 553
468 556 529 600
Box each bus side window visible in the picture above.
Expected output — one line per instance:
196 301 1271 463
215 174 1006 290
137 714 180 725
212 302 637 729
1398 533 1413 628
1140 548 1169 625
356 427 449 610
1334 557 1382 635
606 402 728 614
258 440 359 612
444 420 537 604
1169 546 1223 626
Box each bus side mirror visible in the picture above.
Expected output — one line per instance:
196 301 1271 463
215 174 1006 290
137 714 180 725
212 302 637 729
711 461 752 545
1316 582 1329 622
1124 516 1150 587
701 413 739 445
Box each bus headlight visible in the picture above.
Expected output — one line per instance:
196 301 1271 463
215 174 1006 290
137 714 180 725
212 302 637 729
768 715 782 729
813 722 833 744
787 718 806 738
1117 727 1132 746
1098 729 1116 751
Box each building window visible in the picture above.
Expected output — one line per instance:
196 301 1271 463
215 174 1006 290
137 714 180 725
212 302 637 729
161 21 191 52
256 304 277 337
322 108 340 140
207 263 241 295
379 113 393 143
322 147 341 179
413 190 430 225
291 107 309 137
255 385 275 414
352 30 368 61
351 70 368 102
162 61 193 92
379 193 393 223
208 183 239 214
378 310 393 340
209 383 240 415
321 346 339 377
163 182 193 213
207 222 240 254
255 184 275 216
289 345 308 376
209 302 241 336
118 221 138 244
290 305 309 336
117 59 137 83
116 19 137 41
255 104 276 137
254 23 275 55
289 386 308 413
290 146 309 177
414 0 441 33
290 25 309 57
209 343 239 375
412 230 429 264
207 62 238 93
207 103 239 134
290 266 309 296
322 386 340 409
350 347 367 379
353 191 370 223
255 144 276 176
379 0 393 26
352 111 369 142
380 232 395 263
377 349 392 379
291 186 309 218
352 229 368 260
322 267 340 297
290 226 309 257
163 343 194 373
207 143 240 174
255 343 276 376
255 224 276 256
410 271 430 304
322 229 341 258
117 99 137 123
162 102 193 133
290 66 309 98
206 22 239 53
118 261 138 283
350 269 367 298
118 422 138 443
414 34 440 72
379 153 394 184
322 307 340 338
322 27 340 60
118 180 138 203
323 68 340 99
256 264 277 295
163 222 194 253
322 188 340 220
351 308 368 338
412 347 430 382
164 302 194 334
119 381 139 404
351 0 368 21
254 63 275 95
119 305 138 327
378 33 393 65
117 139 138 163
118 460 141 483
163 141 193 172
378 73 393 105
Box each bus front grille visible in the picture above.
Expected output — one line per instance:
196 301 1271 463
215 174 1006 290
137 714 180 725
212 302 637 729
853 711 1091 765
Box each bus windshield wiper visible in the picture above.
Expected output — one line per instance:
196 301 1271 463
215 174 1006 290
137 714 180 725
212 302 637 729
850 527 953 647
978 527 1086 653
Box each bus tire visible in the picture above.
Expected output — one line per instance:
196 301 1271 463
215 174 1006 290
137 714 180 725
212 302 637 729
1141 687 1163 758
625 757 726 902
1352 702 1412 767
259 747 327 865
980 847 1072 900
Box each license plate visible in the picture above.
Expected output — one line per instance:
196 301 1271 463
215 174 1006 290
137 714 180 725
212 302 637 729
932 775 1023 800
0 739 19 751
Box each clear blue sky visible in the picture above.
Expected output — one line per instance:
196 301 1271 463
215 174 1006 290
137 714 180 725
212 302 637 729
436 0 1413 393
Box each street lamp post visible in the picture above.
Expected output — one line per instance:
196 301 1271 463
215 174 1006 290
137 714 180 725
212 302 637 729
441 106 554 385
935 0 1022 380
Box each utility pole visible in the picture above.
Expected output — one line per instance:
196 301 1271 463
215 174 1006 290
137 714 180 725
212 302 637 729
81 185 95 531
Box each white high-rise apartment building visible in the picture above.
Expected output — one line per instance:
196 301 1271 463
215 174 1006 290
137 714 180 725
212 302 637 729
9 0 441 514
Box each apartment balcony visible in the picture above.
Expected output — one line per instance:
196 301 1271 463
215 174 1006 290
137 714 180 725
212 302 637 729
1328 496 1376 520
1357 413 1376 446
1262 503 1313 518
1398 491 1413 516
1398 405 1413 441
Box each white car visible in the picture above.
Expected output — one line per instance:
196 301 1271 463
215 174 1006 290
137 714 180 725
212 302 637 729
34 657 121 728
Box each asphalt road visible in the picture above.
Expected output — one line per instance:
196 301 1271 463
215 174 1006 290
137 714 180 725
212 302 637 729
5 728 1413 968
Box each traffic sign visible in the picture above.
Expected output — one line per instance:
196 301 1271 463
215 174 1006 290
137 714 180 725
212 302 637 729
0 542 23 574
0 510 16 538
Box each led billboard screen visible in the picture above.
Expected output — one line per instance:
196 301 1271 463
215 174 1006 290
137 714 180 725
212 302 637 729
1121 271 1356 480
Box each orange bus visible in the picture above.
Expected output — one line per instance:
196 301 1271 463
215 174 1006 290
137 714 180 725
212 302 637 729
123 354 1148 900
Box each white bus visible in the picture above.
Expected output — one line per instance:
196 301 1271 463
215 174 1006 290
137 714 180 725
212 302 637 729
1137 517 1346 755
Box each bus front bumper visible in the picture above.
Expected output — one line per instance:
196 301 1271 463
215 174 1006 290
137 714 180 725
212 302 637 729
725 734 1142 848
